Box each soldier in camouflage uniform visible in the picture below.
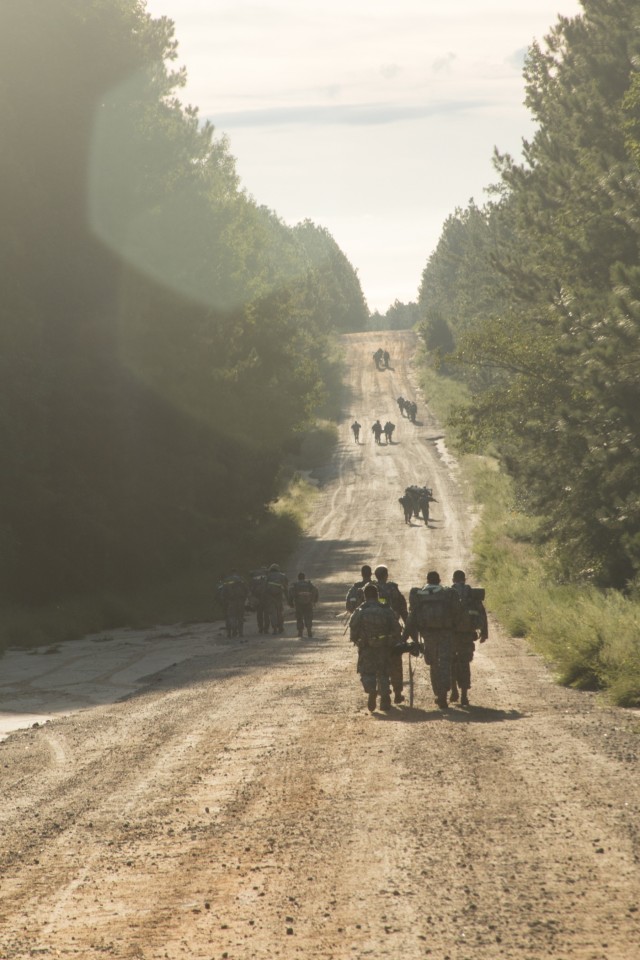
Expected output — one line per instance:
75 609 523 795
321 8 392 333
218 570 248 639
373 565 408 704
402 570 465 710
265 563 289 634
450 570 488 706
345 564 372 613
288 572 319 638
249 567 269 634
350 583 401 712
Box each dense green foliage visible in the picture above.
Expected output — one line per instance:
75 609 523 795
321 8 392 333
0 0 366 616
368 300 420 331
418 0 640 588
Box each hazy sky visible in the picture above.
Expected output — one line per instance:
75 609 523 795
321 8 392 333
143 0 583 313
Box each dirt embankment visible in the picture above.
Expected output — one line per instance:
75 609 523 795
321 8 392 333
1 330 639 960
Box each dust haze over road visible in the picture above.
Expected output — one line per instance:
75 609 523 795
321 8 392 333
1 331 639 959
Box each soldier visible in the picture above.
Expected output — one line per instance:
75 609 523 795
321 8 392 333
396 396 406 416
350 583 401 712
383 421 395 444
398 492 413 524
407 400 417 423
219 570 248 639
265 563 289 634
373 565 408 704
402 570 465 710
383 350 390 368
417 486 437 525
450 570 488 706
249 566 268 634
351 420 361 443
371 420 383 444
345 564 372 613
288 572 319 639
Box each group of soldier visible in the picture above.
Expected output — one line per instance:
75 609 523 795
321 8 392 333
217 565 319 640
218 560 488 712
350 420 395 444
372 347 391 369
396 396 418 422
399 484 437 524
347 564 488 712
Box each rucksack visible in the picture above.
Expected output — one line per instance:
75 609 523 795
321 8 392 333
293 581 314 603
409 586 460 633
225 577 246 600
456 585 485 632
266 577 285 599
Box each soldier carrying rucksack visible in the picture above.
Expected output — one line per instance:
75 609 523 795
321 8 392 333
219 570 249 639
265 563 289 634
450 570 488 706
288 572 319 639
401 570 465 710
374 565 408 704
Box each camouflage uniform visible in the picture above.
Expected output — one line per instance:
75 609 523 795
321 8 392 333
219 574 248 638
402 584 465 707
349 599 401 709
399 494 413 523
345 578 370 613
265 567 289 634
249 568 268 634
451 581 488 701
375 577 408 702
288 578 319 638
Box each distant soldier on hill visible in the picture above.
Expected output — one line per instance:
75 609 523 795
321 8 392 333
406 400 418 423
396 396 406 416
373 348 384 369
218 570 248 639
248 566 269 634
265 563 289 634
383 421 395 444
371 420 384 444
383 350 390 368
288 572 319 639
351 420 361 443
399 492 413 524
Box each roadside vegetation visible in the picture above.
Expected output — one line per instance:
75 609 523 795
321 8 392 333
421 353 640 708
415 0 640 707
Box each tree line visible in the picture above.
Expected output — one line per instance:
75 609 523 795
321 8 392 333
418 0 640 590
0 0 369 610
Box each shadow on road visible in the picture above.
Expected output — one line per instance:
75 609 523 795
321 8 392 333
373 705 525 724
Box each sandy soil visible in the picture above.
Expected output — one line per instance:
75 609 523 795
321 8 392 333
1 330 639 960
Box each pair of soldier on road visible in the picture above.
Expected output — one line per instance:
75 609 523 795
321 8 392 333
371 420 395 444
348 566 487 712
346 564 408 710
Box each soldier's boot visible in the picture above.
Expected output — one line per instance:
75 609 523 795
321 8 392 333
460 688 470 707
450 682 459 703
367 691 377 712
393 688 405 704
379 694 392 712
436 693 449 710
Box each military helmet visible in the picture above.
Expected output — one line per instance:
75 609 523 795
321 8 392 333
269 563 280 572
374 565 388 580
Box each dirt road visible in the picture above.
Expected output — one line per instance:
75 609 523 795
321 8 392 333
1 330 639 959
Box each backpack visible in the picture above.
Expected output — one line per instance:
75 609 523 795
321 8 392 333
409 586 460 633
293 581 314 603
266 577 285 599
225 577 246 600
456 585 485 632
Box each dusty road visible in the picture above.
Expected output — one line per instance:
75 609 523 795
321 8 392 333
1 330 639 960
